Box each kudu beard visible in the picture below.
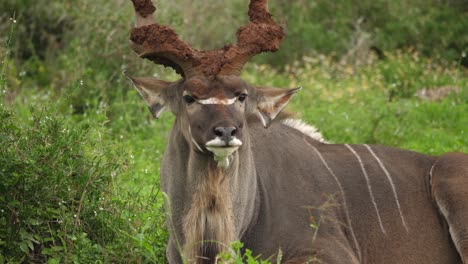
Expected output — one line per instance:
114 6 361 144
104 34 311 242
182 160 235 263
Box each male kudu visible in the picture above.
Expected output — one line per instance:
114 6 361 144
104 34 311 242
124 0 468 263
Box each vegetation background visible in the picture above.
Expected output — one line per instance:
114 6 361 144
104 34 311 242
0 0 467 263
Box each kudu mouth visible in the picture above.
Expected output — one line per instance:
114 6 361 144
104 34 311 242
205 137 243 168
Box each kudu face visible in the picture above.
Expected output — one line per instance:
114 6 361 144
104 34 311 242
181 76 248 160
125 72 300 167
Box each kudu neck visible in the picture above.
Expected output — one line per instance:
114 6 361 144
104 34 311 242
170 121 259 243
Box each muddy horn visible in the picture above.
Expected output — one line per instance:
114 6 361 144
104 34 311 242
129 0 284 78
129 0 196 77
219 0 285 75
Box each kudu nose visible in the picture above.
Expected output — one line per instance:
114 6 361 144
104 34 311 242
213 126 237 145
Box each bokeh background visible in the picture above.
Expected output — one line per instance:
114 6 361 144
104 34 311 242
1 0 467 263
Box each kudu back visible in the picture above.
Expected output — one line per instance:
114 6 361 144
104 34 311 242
124 0 468 263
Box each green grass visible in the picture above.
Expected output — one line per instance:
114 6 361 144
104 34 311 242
0 0 467 263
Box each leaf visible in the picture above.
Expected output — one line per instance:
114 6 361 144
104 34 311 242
26 240 34 251
134 233 144 242
27 218 40 226
19 242 29 254
50 246 64 252
310 222 318 230
47 258 61 264
43 237 55 243
66 234 77 241
276 248 283 264
42 248 53 256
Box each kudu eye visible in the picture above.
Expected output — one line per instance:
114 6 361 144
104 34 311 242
238 93 248 103
183 95 196 104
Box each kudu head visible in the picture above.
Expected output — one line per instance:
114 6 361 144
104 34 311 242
126 0 300 167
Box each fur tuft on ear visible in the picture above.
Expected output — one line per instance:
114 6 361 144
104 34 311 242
123 70 173 118
256 86 301 128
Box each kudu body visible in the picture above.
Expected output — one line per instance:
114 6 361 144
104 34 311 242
125 0 468 263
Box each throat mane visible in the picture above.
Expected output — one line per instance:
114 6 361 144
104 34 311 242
182 161 234 263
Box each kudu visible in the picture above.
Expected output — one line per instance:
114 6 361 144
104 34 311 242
124 0 468 263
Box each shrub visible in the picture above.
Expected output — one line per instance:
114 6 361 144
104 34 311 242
0 106 121 262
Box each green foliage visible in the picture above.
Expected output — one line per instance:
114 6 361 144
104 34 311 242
217 241 281 264
0 14 15 99
0 104 168 263
0 15 169 259
269 0 468 66
0 0 73 57
0 107 115 262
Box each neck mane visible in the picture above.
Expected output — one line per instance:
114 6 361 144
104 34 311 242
182 159 235 263
180 130 257 263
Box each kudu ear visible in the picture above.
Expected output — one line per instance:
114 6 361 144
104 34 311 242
123 71 173 119
255 86 302 128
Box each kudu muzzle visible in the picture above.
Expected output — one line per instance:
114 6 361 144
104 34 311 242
214 126 238 146
205 125 243 168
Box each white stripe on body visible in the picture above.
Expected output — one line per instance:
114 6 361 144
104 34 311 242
364 144 409 232
429 162 436 190
345 144 387 235
307 141 362 262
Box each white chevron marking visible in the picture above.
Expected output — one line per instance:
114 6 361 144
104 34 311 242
309 142 362 262
345 144 387 235
364 144 409 232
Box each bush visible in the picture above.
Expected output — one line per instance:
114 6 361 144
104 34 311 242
0 106 121 262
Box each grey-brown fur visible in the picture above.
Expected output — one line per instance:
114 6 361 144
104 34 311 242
161 103 258 264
